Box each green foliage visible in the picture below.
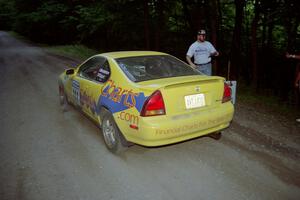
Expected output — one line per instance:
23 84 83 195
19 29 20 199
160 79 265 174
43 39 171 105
28 2 68 22
166 1 186 32
272 25 287 51
11 1 71 43
75 4 114 40
0 0 16 29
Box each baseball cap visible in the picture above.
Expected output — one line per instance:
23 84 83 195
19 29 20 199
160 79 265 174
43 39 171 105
197 30 206 35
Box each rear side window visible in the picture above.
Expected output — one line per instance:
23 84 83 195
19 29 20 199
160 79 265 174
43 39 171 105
78 56 110 83
116 55 200 82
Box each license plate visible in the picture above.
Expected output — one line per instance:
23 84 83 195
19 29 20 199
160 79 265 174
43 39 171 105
185 94 205 109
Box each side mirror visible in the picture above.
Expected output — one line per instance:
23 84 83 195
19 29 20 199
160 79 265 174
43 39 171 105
66 69 75 75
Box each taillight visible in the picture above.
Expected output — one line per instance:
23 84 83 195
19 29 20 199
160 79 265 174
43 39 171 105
141 90 166 117
222 83 231 103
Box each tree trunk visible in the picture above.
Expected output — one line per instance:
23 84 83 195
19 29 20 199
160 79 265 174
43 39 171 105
285 16 299 52
143 0 150 50
229 0 245 80
261 14 267 50
208 0 219 75
251 0 260 89
155 0 165 51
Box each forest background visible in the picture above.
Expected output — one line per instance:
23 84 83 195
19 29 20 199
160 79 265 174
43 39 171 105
0 0 299 107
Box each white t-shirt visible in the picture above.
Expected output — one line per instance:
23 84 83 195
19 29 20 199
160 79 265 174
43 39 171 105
186 41 217 64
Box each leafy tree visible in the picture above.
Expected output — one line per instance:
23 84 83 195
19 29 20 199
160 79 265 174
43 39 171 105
0 0 16 30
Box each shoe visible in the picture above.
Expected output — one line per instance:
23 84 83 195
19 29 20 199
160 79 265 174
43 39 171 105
296 118 300 123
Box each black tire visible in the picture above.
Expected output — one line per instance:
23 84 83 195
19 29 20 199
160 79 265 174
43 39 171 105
209 132 222 140
101 109 127 153
59 84 68 112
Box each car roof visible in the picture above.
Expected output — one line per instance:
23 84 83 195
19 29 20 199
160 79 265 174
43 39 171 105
98 51 168 59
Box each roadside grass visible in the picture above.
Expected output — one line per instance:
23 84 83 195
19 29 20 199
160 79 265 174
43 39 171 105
8 31 32 43
237 83 299 117
8 31 98 60
46 44 99 60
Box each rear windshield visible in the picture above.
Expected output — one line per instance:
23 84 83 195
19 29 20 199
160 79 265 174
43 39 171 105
115 55 201 82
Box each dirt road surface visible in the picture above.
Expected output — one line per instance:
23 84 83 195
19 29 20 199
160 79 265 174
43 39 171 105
0 31 300 200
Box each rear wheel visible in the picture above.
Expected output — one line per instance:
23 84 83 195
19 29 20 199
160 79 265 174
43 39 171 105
209 132 222 140
101 110 127 153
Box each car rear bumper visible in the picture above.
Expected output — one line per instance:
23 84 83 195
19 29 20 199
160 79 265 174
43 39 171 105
125 103 234 146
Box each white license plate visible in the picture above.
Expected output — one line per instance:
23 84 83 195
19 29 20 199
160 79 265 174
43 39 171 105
184 94 205 109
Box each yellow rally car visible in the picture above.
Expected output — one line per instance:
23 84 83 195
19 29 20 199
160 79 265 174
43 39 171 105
58 51 234 152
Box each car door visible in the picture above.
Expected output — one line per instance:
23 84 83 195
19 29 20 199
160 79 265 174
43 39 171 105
85 59 111 121
71 56 107 118
79 56 111 121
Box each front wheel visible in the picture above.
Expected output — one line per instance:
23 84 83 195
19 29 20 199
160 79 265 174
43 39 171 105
101 110 127 153
59 84 68 112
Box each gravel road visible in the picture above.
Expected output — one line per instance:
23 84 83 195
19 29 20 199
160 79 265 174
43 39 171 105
0 31 299 200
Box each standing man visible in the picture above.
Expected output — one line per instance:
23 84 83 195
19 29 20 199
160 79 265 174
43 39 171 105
186 29 219 75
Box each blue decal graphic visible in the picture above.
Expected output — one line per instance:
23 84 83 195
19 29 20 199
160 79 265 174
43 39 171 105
135 93 148 112
97 80 148 114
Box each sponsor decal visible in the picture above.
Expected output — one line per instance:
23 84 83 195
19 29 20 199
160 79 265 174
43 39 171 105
155 114 232 135
96 68 110 82
72 80 80 105
118 111 139 125
71 79 147 116
97 79 148 113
